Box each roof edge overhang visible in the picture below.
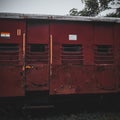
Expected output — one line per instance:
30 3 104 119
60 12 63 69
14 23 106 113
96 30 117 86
0 12 120 23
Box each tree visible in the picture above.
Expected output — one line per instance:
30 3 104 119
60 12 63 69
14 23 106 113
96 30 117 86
69 0 120 17
79 0 99 16
107 8 120 17
69 8 80 16
98 0 112 11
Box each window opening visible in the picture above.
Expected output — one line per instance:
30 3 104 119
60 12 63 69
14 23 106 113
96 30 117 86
0 44 19 64
30 44 45 52
63 45 81 52
96 45 110 54
27 44 48 64
62 44 83 64
94 45 114 64
0 44 18 52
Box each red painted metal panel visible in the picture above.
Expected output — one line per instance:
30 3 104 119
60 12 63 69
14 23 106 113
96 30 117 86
26 20 49 91
94 23 113 44
51 65 96 94
27 20 49 44
50 22 96 95
114 24 120 65
114 24 120 91
50 21 117 95
50 22 94 65
0 19 25 97
0 19 25 44
0 18 119 97
94 23 116 91
95 65 116 90
0 66 24 97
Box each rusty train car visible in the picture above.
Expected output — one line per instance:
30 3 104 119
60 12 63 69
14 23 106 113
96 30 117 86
0 13 120 105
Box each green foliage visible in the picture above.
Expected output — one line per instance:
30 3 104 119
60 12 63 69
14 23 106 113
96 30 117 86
107 8 120 17
99 0 112 11
80 0 99 16
69 0 120 17
69 8 80 16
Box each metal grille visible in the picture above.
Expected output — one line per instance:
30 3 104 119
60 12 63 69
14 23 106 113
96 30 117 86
26 44 49 64
61 44 83 64
0 44 19 64
94 45 114 64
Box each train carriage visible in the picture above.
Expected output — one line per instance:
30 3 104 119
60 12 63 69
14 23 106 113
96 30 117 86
0 13 120 105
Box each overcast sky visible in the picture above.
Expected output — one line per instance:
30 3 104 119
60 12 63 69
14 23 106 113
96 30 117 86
0 0 84 15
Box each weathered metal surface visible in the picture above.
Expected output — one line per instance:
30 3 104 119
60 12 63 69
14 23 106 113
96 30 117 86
25 20 49 91
0 12 120 23
0 13 120 97
49 21 118 95
0 19 25 97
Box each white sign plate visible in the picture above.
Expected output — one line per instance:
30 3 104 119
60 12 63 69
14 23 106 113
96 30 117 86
69 34 77 41
0 32 10 38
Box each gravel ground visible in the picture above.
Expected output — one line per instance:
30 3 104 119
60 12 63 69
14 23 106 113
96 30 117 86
1 111 120 120
0 105 120 120
0 95 120 120
36 112 120 120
